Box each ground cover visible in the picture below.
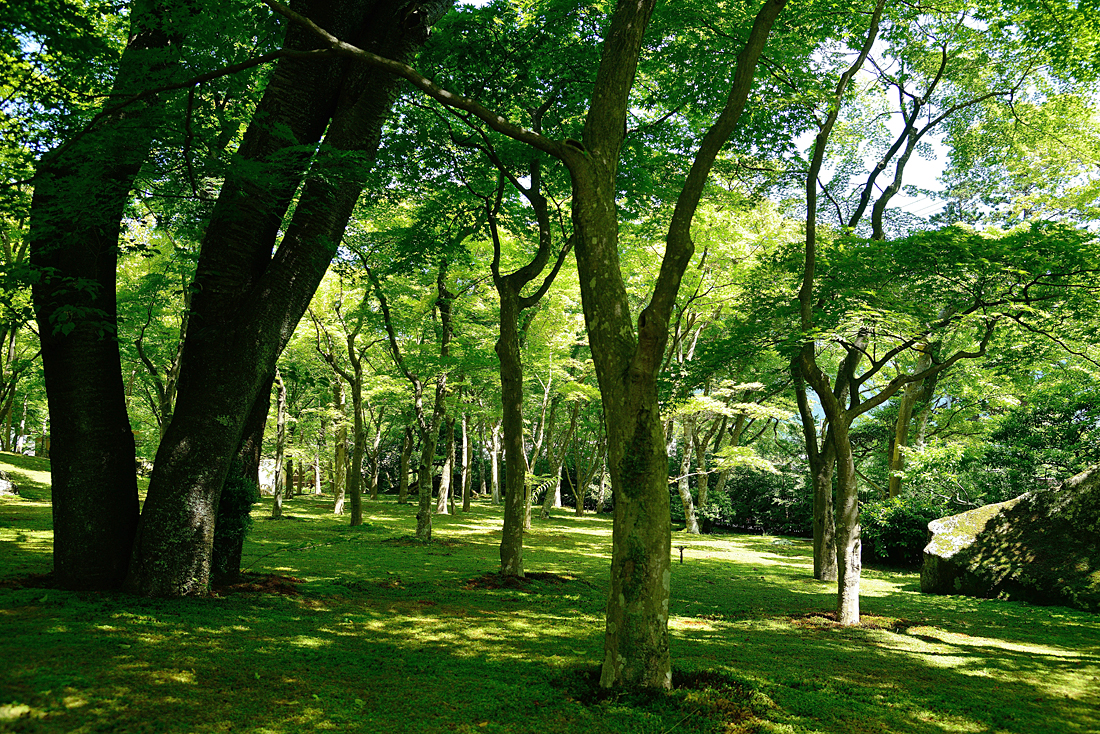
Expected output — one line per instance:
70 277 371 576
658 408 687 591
1 451 1097 733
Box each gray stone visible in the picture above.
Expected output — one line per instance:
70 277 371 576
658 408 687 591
0 469 18 496
921 467 1100 612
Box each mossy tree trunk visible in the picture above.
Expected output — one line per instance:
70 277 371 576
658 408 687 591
29 0 185 590
124 0 450 596
296 0 785 686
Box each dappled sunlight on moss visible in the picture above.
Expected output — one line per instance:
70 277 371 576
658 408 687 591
4 477 1100 733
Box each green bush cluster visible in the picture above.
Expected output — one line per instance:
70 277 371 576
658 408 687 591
211 474 260 580
861 494 946 567
673 466 811 536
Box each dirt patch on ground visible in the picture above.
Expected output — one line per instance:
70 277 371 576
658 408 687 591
213 573 303 596
463 571 586 591
381 536 464 549
790 611 909 631
0 573 55 590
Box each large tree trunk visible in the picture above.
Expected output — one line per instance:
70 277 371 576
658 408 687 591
570 0 785 689
212 373 271 582
28 0 183 590
570 0 786 688
125 0 449 596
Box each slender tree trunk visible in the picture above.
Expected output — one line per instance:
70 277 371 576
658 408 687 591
793 362 837 581
398 425 412 505
888 344 933 497
368 413 383 501
526 398 558 529
490 421 501 505
348 380 365 525
677 422 700 534
271 370 287 520
333 377 347 514
461 413 472 511
285 457 294 499
795 0 883 621
438 417 454 514
416 380 446 540
833 425 861 625
542 401 579 519
14 393 28 454
691 415 721 510
37 415 48 458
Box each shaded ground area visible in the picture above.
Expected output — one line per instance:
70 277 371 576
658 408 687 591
1 451 1098 734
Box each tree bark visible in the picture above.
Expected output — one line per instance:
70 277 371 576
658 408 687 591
212 373 271 582
271 369 287 519
348 377 365 525
676 421 701 534
367 408 383 501
29 0 182 590
125 0 449 595
490 420 501 505
572 0 786 689
373 260 453 542
333 377 348 514
461 413 472 511
793 361 837 581
438 417 454 514
398 425 413 505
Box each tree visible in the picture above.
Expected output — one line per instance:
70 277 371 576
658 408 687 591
27 0 198 589
23 0 453 595
371 260 454 542
271 0 788 687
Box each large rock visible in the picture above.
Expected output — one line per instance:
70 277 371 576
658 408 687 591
0 469 18 496
921 467 1100 612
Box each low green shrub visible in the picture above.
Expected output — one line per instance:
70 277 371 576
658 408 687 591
672 466 811 536
861 494 945 567
212 473 260 581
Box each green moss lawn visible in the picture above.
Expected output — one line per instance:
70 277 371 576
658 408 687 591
1 451 1097 733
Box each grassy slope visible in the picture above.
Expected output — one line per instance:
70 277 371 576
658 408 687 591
0 451 1097 734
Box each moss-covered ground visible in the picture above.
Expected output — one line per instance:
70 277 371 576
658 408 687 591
1 451 1098 733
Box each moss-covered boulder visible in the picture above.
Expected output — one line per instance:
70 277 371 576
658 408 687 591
921 467 1100 612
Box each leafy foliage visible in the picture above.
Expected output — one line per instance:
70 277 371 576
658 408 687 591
861 494 945 568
